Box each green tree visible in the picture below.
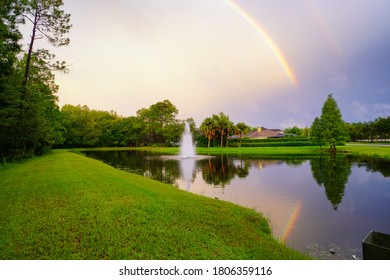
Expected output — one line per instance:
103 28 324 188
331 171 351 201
312 94 347 153
310 117 324 149
200 117 217 148
374 117 390 141
345 122 364 142
235 122 250 146
61 105 114 147
12 55 64 157
0 0 22 87
136 100 180 146
22 0 71 90
284 126 303 136
150 100 178 145
0 71 24 159
0 0 23 158
0 0 72 159
26 56 64 151
213 112 234 147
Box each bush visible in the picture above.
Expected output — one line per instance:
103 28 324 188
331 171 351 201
228 137 316 147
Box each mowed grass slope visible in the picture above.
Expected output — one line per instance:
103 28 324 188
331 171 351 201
0 150 308 260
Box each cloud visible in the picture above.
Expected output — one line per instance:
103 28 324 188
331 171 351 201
374 103 390 118
351 102 369 121
351 102 390 122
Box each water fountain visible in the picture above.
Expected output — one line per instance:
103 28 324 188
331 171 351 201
178 123 195 190
179 123 196 158
160 122 212 190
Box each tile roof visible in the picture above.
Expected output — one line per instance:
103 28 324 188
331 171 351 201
238 127 284 139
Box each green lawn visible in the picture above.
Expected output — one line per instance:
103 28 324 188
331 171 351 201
203 145 390 159
87 144 390 159
0 150 309 260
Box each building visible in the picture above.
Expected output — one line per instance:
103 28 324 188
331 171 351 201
231 127 285 139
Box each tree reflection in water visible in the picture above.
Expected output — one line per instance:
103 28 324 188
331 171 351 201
310 156 351 210
200 155 240 187
84 150 390 213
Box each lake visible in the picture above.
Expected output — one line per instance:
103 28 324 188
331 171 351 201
84 150 390 259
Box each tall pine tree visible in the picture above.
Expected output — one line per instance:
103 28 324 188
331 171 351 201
0 0 71 159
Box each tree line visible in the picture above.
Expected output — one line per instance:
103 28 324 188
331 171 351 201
1 0 70 160
59 100 195 148
345 117 390 142
58 103 250 149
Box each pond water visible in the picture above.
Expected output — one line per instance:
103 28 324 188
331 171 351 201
84 150 390 259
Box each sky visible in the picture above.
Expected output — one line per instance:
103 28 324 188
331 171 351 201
23 0 390 129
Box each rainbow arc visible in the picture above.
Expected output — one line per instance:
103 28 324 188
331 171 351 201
222 0 297 85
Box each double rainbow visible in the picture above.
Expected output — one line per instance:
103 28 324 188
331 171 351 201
222 0 297 85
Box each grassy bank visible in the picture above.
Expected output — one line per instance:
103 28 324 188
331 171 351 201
340 144 390 159
202 145 390 159
82 146 323 157
0 150 308 260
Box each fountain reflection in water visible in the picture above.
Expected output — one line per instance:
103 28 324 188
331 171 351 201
160 122 212 191
179 123 196 190
180 157 195 191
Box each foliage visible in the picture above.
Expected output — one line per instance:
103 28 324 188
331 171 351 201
199 117 217 148
310 94 347 152
0 0 22 84
59 100 189 148
284 126 304 136
310 117 325 148
0 0 23 158
136 99 181 146
18 55 64 155
60 105 137 147
1 53 64 159
234 122 251 146
22 0 72 88
199 112 244 148
230 137 316 147
213 112 235 147
0 0 71 160
346 117 390 142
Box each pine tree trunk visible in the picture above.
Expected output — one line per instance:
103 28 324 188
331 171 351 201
23 8 39 94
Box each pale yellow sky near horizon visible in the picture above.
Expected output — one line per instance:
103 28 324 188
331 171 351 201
51 0 293 126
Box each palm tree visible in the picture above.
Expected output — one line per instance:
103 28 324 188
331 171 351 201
200 117 216 148
213 112 234 147
235 122 250 146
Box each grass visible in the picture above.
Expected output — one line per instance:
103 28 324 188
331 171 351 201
85 144 390 159
0 150 309 260
82 146 324 157
202 145 390 159
340 144 390 159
